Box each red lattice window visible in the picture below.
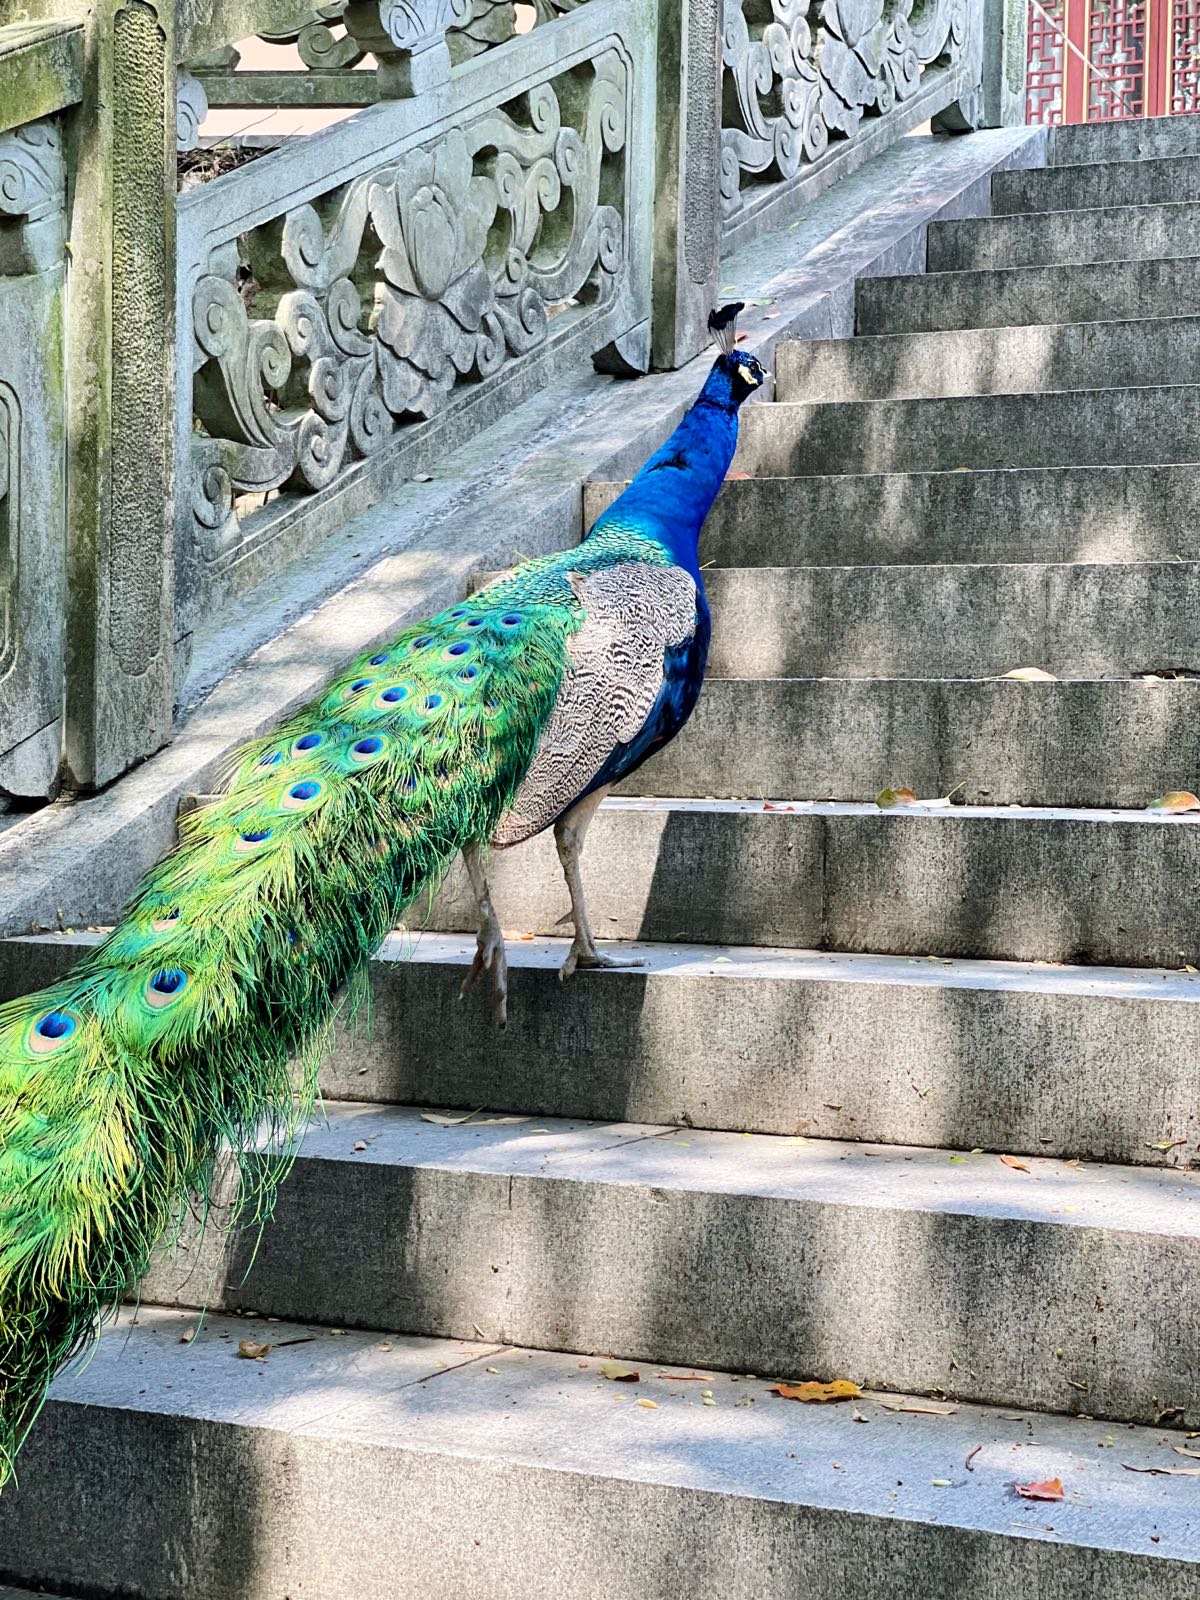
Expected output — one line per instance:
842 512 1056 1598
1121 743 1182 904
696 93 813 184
1087 0 1146 115
1172 0 1200 112
1027 0 1067 121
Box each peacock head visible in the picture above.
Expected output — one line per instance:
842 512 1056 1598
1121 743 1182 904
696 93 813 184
702 303 768 410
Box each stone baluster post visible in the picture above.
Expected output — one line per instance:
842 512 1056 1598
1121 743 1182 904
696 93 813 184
650 0 723 371
22 0 178 790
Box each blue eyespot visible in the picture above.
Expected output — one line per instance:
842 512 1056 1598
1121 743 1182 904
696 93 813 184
411 636 433 650
446 641 470 657
241 828 272 844
380 686 408 704
424 694 443 712
151 907 180 933
354 737 383 757
465 617 486 629
349 679 373 693
150 969 187 997
501 613 523 627
36 1011 75 1041
257 751 282 768
399 775 417 792
458 665 479 682
288 781 321 802
293 733 323 752
368 654 389 666
448 609 467 620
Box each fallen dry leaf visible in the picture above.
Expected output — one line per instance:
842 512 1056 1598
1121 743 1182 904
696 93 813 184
771 1379 861 1404
1148 791 1200 814
1014 1477 1065 1501
599 1361 640 1383
237 1340 271 1360
1000 1154 1031 1173
876 787 918 809
1174 1446 1200 1459
999 667 1058 682
876 1399 959 1416
1123 1463 1200 1477
420 1107 486 1126
654 1372 715 1381
635 1398 658 1409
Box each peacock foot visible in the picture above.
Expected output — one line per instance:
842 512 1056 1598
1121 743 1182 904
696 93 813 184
559 939 647 983
460 915 509 1028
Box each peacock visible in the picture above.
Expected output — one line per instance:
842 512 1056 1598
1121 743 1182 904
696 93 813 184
0 307 765 1483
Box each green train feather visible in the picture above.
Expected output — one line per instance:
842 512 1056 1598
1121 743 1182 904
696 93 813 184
0 578 582 1483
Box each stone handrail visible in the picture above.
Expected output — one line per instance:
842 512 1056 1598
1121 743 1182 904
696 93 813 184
0 0 1019 797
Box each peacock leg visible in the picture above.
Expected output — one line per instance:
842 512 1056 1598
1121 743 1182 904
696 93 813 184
555 789 647 982
460 841 508 1027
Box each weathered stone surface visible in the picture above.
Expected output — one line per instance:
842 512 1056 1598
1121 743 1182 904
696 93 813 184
736 385 1200 475
1048 112 1200 166
7 929 1200 1166
0 253 65 799
776 315 1200 401
3 1309 1196 1600
993 154 1200 214
928 201 1200 272
703 560 1200 679
587 464 1200 567
136 1104 1200 1426
857 255 1200 334
0 19 83 134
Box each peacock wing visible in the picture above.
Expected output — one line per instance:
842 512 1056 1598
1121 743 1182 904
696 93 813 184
492 561 699 848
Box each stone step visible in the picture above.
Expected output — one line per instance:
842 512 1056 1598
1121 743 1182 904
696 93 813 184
856 255 1200 335
928 201 1200 272
586 465 1200 568
1049 111 1200 166
776 316 1200 401
736 386 1200 476
4 1308 1196 1600
414 797 1200 969
8 800 1198 969
705 560 1200 679
140 1105 1200 1428
9 931 1198 1166
994 155 1200 216
658 676 1200 808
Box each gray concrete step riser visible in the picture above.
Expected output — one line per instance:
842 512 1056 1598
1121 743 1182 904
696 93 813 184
1049 113 1200 166
928 202 1200 272
587 465 1200 568
994 156 1200 214
776 317 1200 402
736 387 1200 476
140 1132 1200 1427
419 804 1200 968
10 802 1196 977
704 562 1200 680
655 678 1200 809
8 934 1199 1166
856 256 1200 335
6 1385 1193 1600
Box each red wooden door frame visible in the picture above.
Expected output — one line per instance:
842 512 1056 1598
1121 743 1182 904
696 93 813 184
1063 0 1089 120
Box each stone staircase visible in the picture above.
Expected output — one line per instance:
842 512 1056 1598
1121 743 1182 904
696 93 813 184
5 115 1200 1595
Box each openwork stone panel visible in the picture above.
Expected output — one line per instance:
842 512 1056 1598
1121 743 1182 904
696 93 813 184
721 0 973 224
188 47 629 577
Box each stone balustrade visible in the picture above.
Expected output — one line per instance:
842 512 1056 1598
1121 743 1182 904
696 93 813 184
0 0 1021 796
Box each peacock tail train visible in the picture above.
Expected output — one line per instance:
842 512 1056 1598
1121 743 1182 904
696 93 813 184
0 568 607 1484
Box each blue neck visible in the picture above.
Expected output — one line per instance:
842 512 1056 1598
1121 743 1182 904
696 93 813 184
586 360 744 578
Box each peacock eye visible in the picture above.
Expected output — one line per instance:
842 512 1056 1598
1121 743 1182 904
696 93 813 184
423 694 443 712
352 736 384 759
348 679 374 695
241 828 271 843
411 636 433 651
446 641 470 658
500 613 523 627
293 733 323 753
257 751 283 768
288 781 321 802
368 653 389 666
36 1011 75 1041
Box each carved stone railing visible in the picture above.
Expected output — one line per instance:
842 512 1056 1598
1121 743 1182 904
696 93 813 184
174 2 652 640
719 0 986 253
0 25 78 800
0 0 1018 794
